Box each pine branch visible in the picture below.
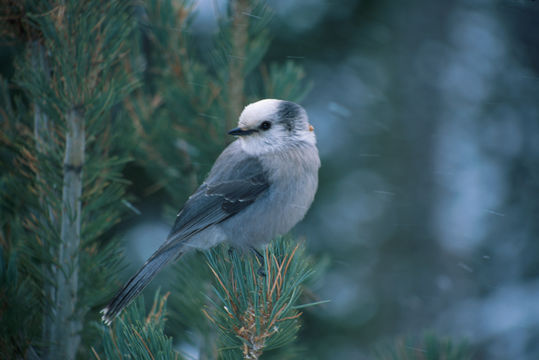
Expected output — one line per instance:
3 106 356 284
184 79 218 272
97 292 182 360
204 237 317 359
49 107 85 359
8 0 139 357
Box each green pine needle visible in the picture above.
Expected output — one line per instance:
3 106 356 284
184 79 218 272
204 237 317 359
98 292 182 360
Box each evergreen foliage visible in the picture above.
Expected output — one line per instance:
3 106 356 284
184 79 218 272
98 292 181 360
0 246 41 359
204 238 314 359
0 76 41 360
1 0 138 358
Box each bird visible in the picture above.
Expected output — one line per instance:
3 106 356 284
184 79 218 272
101 99 320 325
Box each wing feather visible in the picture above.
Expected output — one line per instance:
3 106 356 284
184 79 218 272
167 153 269 242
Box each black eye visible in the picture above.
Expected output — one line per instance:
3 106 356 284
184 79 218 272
259 121 272 131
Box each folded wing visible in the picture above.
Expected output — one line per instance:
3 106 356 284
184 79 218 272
101 150 270 324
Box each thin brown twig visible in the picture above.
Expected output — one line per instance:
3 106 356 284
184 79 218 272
146 292 170 324
265 247 271 292
267 304 288 330
283 243 300 278
208 263 233 305
203 308 229 331
133 329 155 360
269 254 284 299
90 346 102 360
277 312 302 322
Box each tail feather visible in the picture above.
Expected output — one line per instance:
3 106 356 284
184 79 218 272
101 246 182 326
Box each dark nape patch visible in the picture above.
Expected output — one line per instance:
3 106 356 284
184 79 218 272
277 101 301 131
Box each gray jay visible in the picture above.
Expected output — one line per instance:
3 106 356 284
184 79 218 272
101 99 320 325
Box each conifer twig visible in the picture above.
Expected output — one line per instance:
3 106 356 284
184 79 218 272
204 238 318 359
51 106 85 359
99 293 179 359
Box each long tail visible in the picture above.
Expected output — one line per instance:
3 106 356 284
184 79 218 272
101 244 183 325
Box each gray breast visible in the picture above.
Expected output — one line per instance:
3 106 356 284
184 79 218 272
219 142 319 248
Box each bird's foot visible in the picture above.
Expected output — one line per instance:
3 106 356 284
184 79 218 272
250 247 266 277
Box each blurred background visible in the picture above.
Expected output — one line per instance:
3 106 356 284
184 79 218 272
122 0 537 358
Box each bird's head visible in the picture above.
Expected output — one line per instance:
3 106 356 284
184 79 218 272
229 99 316 155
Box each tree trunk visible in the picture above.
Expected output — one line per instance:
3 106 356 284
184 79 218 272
48 107 85 359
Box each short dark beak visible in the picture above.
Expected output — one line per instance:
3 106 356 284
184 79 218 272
228 127 258 136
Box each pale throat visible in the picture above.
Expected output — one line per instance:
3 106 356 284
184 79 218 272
239 136 275 156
